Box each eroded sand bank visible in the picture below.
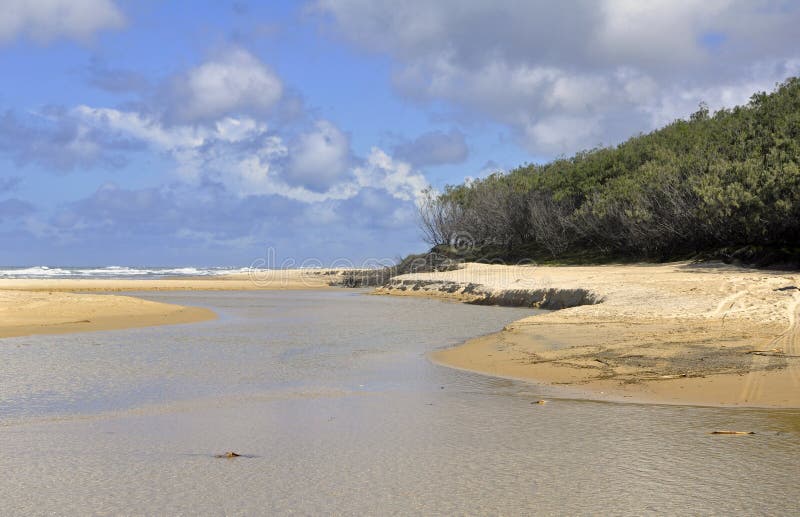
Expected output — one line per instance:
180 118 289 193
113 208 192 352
0 269 343 338
377 262 800 407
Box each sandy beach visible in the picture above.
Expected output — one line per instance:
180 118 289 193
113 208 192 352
0 290 216 338
0 269 342 338
5 262 800 407
377 261 800 408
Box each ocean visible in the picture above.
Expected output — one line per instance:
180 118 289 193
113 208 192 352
0 265 255 279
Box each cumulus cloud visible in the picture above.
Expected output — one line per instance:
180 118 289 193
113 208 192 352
314 0 800 155
524 115 602 155
73 105 428 204
393 129 468 166
353 148 428 203
0 42 431 261
0 108 136 171
2 42 431 208
592 0 727 66
0 0 124 44
286 120 351 191
76 105 295 194
166 48 284 123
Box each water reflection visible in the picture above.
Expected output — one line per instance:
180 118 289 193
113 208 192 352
0 290 798 515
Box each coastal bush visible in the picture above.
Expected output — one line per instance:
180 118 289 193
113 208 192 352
418 77 800 266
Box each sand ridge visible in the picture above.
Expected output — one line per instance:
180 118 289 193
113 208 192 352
378 261 800 407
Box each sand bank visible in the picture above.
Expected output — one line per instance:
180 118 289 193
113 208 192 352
0 290 216 339
377 262 800 407
0 269 347 338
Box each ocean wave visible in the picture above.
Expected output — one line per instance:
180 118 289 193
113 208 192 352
0 266 253 279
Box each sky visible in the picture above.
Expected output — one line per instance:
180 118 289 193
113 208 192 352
1 1 800 266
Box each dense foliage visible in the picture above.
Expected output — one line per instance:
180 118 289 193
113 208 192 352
419 78 800 266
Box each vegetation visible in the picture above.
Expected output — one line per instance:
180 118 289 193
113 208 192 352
419 78 800 267
336 252 461 287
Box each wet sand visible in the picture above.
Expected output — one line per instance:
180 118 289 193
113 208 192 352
379 262 800 408
0 269 343 338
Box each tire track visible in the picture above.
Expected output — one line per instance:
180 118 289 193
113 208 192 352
738 293 800 403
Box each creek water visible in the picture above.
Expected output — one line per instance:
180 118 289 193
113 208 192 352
1 290 798 515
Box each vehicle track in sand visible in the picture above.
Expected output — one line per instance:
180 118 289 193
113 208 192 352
738 292 800 403
713 289 748 324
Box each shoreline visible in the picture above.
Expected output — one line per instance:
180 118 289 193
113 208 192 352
0 269 345 292
428 336 798 409
5 262 800 408
378 261 800 408
0 290 217 339
0 269 346 339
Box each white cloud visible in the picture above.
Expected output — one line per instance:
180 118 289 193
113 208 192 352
592 0 729 65
75 104 279 180
22 43 431 236
616 68 659 104
393 58 619 153
354 148 428 203
314 0 800 155
170 48 284 123
300 202 342 225
74 106 429 204
287 120 351 191
524 115 602 155
641 59 800 127
73 105 210 150
0 108 131 171
548 75 610 112
0 0 124 44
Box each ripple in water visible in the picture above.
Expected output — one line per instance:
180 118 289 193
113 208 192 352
1 290 798 515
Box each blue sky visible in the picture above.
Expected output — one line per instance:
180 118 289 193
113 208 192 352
1 1 799 266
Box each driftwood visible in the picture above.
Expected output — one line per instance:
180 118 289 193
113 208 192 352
710 431 755 435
